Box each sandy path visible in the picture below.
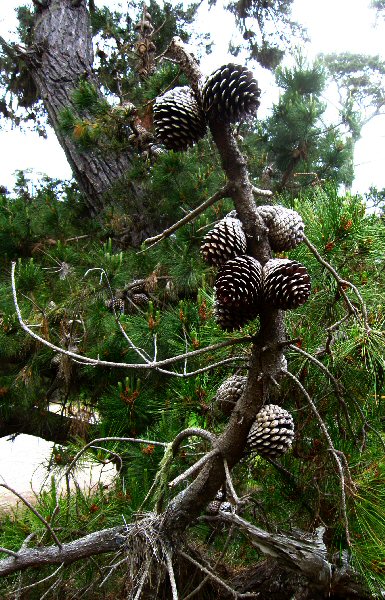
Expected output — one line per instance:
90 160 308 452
0 434 115 512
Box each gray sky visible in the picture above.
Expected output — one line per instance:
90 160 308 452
1 0 385 194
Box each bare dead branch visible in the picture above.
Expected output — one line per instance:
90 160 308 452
163 546 178 600
303 235 370 333
284 370 351 546
251 185 273 197
169 449 219 488
223 458 240 505
12 262 250 376
0 525 127 577
0 483 62 549
142 185 231 249
215 512 331 588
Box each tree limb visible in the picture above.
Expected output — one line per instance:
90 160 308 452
212 512 332 589
142 185 231 248
0 526 126 577
0 407 97 445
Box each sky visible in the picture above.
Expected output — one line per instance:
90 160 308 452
1 0 385 194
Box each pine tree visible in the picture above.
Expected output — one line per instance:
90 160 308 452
0 5 385 600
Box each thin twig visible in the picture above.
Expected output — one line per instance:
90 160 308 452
303 235 370 333
39 577 63 600
251 185 273 197
288 343 355 438
0 483 62 548
182 527 235 600
284 370 351 546
179 551 258 598
163 546 178 600
10 563 64 595
12 265 250 376
99 556 128 587
132 557 152 600
172 428 217 455
142 185 230 248
66 436 167 479
169 449 219 488
90 445 123 473
223 458 240 505
0 548 18 558
65 234 90 242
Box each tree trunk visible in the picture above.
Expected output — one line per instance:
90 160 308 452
29 0 153 243
0 407 97 445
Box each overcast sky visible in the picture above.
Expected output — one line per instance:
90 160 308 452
1 0 385 194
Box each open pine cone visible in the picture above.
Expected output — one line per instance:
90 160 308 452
201 63 261 123
257 205 304 251
215 374 247 415
214 255 263 330
200 217 247 266
247 404 294 459
153 86 207 151
263 258 311 310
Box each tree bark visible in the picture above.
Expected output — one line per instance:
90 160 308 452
0 407 97 445
28 0 155 244
0 521 370 599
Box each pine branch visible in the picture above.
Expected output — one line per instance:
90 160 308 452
0 526 126 577
142 184 231 249
303 234 370 333
12 261 251 376
284 370 352 546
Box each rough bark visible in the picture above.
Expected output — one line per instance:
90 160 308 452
0 407 97 445
28 0 132 213
0 521 370 599
0 526 126 576
27 0 156 244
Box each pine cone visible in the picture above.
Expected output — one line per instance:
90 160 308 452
216 374 247 415
129 293 149 307
247 404 294 459
206 499 222 515
206 489 226 515
263 258 311 310
215 255 263 331
153 86 207 151
218 501 233 513
105 297 125 314
257 205 304 251
202 63 261 123
201 217 247 266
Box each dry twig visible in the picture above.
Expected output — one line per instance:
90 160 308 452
284 370 351 546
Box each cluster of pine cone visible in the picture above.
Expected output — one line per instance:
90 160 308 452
215 375 294 460
153 63 261 151
200 206 310 331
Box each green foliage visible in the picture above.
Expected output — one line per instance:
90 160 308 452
223 0 306 70
260 57 355 189
321 52 385 140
